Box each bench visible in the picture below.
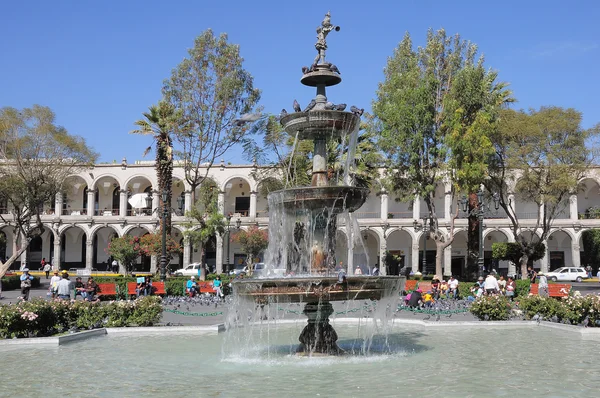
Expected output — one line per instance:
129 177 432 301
96 283 118 299
127 281 166 298
530 283 571 297
183 281 216 296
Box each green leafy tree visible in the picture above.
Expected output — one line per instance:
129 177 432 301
485 107 599 278
233 226 268 275
139 233 182 259
162 29 261 203
492 242 545 265
106 235 142 274
0 105 97 277
131 101 183 236
371 29 511 278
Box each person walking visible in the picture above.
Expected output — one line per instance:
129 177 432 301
39 257 46 271
538 272 549 298
20 268 34 301
111 259 118 274
43 262 52 279
49 270 61 299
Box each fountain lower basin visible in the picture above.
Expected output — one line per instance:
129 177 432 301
269 186 369 213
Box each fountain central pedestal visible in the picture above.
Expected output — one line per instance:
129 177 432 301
298 301 341 355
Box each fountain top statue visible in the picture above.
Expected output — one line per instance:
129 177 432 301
314 11 340 65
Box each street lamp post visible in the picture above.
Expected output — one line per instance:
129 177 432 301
224 215 242 273
460 190 499 278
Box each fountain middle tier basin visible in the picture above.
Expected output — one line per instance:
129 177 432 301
269 186 369 213
233 276 404 303
280 110 360 140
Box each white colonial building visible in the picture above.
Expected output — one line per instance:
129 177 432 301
2 159 600 277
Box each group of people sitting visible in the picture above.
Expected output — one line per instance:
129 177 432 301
49 270 98 301
185 275 225 298
404 275 460 308
469 274 516 299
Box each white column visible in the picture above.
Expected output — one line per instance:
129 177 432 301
150 256 157 274
347 244 354 275
380 193 388 220
19 232 27 269
411 243 420 272
183 237 191 268
571 242 581 268
539 203 545 222
540 239 549 273
152 191 159 215
55 193 63 216
184 191 192 212
87 190 95 216
379 238 387 275
85 240 93 270
216 234 224 274
570 195 578 221
249 192 257 219
444 190 452 220
443 245 452 276
119 190 128 217
218 192 225 215
413 196 421 220
53 238 61 270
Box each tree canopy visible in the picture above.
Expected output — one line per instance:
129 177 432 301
0 105 97 277
162 29 261 202
370 28 512 277
486 106 599 278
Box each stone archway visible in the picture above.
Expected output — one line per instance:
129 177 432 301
386 229 413 275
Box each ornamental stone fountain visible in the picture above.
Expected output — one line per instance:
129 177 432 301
231 12 404 356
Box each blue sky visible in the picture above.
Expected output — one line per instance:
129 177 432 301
2 0 599 163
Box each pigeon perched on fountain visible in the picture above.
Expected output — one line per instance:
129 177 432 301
324 102 335 110
350 106 364 116
309 63 318 73
334 103 347 111
423 315 431 320
330 64 341 74
583 316 590 328
303 99 317 112
302 66 310 74
280 109 288 117
293 100 301 113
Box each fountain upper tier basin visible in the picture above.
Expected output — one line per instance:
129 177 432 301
280 110 360 140
233 276 404 303
300 69 341 87
268 186 369 213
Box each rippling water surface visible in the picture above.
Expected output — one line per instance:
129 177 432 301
0 325 598 398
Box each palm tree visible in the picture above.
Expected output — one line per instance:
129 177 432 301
131 101 181 235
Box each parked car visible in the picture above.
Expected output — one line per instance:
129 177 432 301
174 263 203 277
544 267 588 282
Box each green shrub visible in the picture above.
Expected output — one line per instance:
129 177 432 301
0 297 163 338
518 295 600 326
470 295 512 320
0 275 41 290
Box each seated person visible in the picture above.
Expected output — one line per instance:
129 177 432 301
136 276 147 297
144 276 153 296
439 280 449 298
212 276 224 298
86 277 99 301
74 277 86 299
186 276 198 297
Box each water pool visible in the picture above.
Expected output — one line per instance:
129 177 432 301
1 324 598 398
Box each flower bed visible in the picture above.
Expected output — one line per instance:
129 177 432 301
519 295 600 326
0 296 162 339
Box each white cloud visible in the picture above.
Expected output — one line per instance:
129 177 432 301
531 41 598 58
